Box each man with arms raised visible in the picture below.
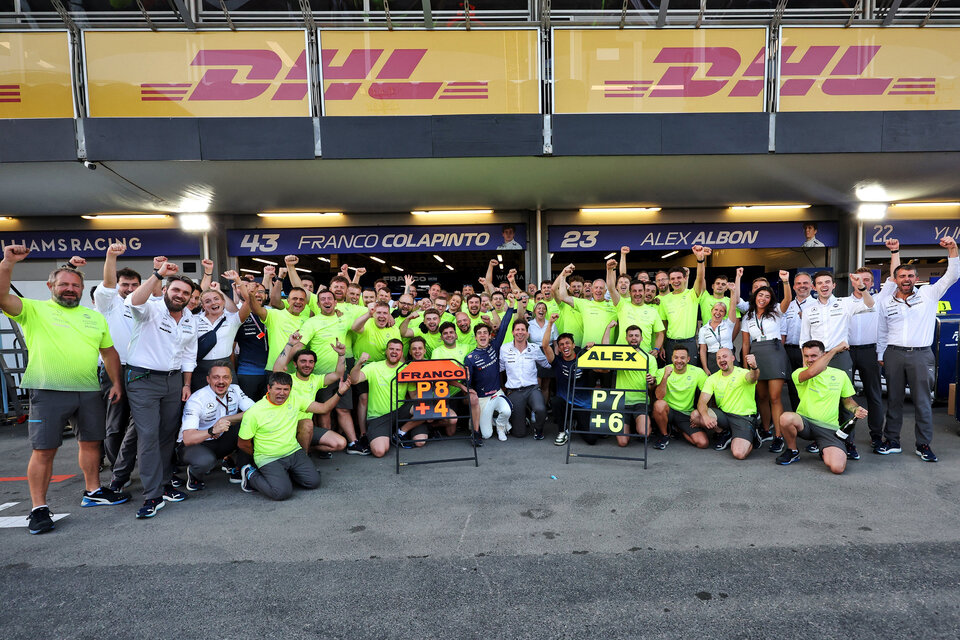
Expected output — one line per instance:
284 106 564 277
272 333 348 457
350 340 427 457
776 340 867 473
876 236 958 461
697 349 760 459
606 258 664 356
658 246 709 364
238 372 350 500
465 306 515 443
1 246 128 534
180 361 255 490
112 259 198 519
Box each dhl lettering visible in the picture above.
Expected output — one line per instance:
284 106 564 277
321 48 487 101
778 45 933 98
600 47 766 100
140 49 308 103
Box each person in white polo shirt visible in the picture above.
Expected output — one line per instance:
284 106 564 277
110 260 198 520
179 361 255 491
500 318 550 439
93 242 146 466
876 236 959 462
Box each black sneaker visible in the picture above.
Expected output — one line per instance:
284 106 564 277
169 474 186 489
162 485 188 502
220 458 235 473
185 467 205 492
805 442 820 454
314 451 333 459
714 431 732 451
768 436 785 453
135 498 164 519
870 435 884 453
224 467 242 483
755 427 774 444
533 428 545 441
471 431 483 448
81 486 131 507
776 449 800 465
915 443 938 462
27 506 55 534
845 440 860 461
652 434 669 450
877 439 902 455
391 432 415 449
346 440 370 455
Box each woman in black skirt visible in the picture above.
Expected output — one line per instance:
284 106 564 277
740 270 793 452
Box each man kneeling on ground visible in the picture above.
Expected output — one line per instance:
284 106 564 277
776 340 867 474
179 361 255 491
697 349 761 460
237 372 351 500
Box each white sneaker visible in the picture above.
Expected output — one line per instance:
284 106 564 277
496 425 507 442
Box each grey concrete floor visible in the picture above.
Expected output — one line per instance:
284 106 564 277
1 403 958 639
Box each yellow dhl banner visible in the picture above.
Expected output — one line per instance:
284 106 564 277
319 30 540 116
83 31 310 117
552 28 767 114
778 28 960 112
0 32 74 119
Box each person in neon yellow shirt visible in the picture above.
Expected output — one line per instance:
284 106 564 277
697 348 760 460
271 334 348 456
399 308 444 357
349 340 429 458
237 371 350 500
0 245 127 534
606 259 665 355
351 301 402 442
658 246 709 366
698 273 741 325
653 345 709 449
551 265 585 346
601 321 658 449
248 283 309 375
777 340 867 474
555 263 613 347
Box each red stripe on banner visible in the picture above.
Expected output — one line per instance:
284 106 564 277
437 95 488 99
141 97 184 101
445 82 487 86
0 84 20 89
605 80 652 85
0 98 22 103
887 91 936 95
140 83 193 87
892 84 936 89
897 77 935 81
141 90 189 95
0 474 75 483
441 88 489 93
0 91 21 96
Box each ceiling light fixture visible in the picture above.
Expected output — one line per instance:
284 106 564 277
81 214 171 220
661 250 679 259
445 264 455 271
729 204 811 211
369 256 386 264
855 183 889 202
179 213 211 232
390 265 404 272
856 203 888 220
579 207 661 214
411 209 493 216
257 212 343 218
603 252 617 260
890 201 960 208
252 257 278 266
433 255 444 263
239 268 260 274
294 267 311 273
317 257 330 263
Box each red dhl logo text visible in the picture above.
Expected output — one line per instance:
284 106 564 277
141 49 308 102
322 48 486 100
0 84 22 103
602 46 935 99
140 47 488 102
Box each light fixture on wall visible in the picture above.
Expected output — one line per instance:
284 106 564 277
579 207 660 214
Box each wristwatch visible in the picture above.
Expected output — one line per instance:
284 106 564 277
207 426 216 437
153 269 162 280
858 286 867 292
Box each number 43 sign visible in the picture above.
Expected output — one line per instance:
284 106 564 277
590 390 625 434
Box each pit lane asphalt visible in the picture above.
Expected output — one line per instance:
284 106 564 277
1 404 958 639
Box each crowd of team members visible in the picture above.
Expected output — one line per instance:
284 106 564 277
2 234 957 534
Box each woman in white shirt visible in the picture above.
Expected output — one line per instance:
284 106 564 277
698 268 742 375
526 301 558 407
192 277 251 392
740 270 793 451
